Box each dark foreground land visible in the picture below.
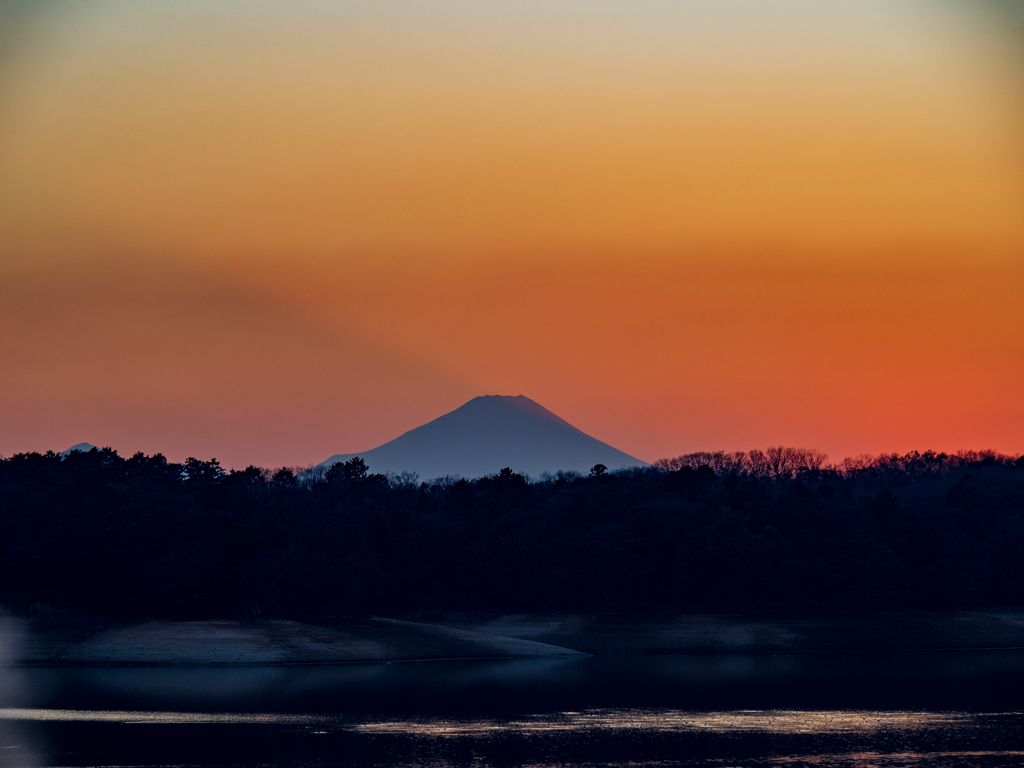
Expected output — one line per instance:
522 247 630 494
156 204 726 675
6 610 1024 665
2 447 1023 624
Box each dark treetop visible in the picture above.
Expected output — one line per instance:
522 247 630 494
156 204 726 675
0 447 1022 619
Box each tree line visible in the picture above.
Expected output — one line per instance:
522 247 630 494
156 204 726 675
0 446 1021 619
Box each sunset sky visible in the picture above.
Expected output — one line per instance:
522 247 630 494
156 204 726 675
1 0 1022 470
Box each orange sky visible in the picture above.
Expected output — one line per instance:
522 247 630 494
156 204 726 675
1 1 1022 469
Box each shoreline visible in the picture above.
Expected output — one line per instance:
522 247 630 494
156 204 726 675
4 610 1023 667
13 646 1024 668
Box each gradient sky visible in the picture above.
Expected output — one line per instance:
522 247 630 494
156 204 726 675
1 0 1022 469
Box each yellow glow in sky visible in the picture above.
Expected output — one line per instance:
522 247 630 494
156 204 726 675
0 1 1022 467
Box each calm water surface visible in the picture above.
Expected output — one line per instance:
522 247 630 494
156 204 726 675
1 651 1023 767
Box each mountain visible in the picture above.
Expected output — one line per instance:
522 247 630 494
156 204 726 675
60 442 99 456
320 395 647 479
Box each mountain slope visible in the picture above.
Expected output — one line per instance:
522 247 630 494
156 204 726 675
60 442 99 456
320 395 646 479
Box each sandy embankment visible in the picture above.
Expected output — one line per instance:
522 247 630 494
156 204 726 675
447 610 1024 654
7 617 584 666
6 610 1024 665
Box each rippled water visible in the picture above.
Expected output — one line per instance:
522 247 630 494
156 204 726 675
2 652 1023 766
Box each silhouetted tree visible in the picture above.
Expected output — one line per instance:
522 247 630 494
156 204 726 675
0 445 1020 618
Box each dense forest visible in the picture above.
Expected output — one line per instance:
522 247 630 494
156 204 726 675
1 447 1022 619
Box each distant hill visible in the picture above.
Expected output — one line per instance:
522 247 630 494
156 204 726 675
320 395 647 479
60 442 99 456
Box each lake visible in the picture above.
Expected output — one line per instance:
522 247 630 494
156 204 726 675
2 651 1023 766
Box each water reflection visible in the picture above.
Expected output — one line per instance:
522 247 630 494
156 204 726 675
0 707 987 732
0 707 328 724
771 751 1024 767
5 650 1024 714
2 653 1024 766
0 706 1021 767
353 709 979 736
